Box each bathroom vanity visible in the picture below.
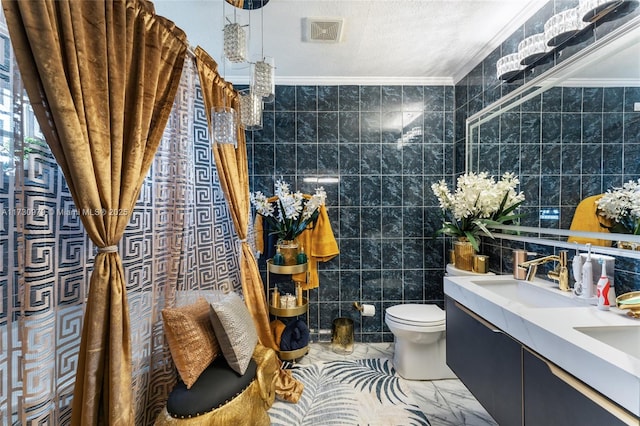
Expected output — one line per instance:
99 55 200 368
444 275 640 426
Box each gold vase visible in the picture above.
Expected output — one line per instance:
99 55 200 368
617 241 639 250
331 318 354 355
454 239 476 271
277 239 299 265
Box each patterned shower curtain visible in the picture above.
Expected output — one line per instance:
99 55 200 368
132 57 243 424
0 14 242 423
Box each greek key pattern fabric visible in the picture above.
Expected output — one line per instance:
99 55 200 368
1 44 242 425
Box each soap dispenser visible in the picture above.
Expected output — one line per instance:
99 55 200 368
272 247 285 266
296 245 308 264
596 258 611 311
580 244 594 299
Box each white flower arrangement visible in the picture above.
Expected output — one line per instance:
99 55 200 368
596 178 640 235
251 179 327 241
431 172 526 251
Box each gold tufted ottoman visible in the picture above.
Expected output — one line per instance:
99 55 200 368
155 344 279 426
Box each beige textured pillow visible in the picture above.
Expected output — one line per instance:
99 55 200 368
162 297 220 388
209 292 258 375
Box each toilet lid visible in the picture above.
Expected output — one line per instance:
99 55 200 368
385 304 445 326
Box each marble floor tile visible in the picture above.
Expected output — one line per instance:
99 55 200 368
432 379 498 426
298 342 394 364
295 342 498 426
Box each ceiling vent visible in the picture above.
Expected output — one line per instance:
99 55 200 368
302 18 344 43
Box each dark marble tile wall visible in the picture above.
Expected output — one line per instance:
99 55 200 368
456 0 640 293
247 85 455 342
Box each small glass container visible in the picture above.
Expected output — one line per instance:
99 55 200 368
280 293 296 309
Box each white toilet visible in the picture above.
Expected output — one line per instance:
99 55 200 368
385 263 492 380
385 303 453 380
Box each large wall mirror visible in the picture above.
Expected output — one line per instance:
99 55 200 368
467 12 640 255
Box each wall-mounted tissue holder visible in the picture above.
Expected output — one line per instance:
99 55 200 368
353 302 375 317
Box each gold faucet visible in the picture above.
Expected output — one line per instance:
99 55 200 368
518 250 570 291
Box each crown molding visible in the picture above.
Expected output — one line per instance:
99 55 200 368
226 74 454 86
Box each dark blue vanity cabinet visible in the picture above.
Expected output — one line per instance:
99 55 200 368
445 297 522 425
523 348 629 426
446 297 638 426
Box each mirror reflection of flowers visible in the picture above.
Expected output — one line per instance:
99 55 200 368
431 172 526 251
595 179 640 235
250 179 327 242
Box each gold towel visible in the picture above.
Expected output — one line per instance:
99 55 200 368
291 204 339 289
270 319 286 347
567 194 612 247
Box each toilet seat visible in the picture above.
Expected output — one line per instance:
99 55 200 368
385 304 445 328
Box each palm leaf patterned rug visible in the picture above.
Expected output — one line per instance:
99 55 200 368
269 358 431 426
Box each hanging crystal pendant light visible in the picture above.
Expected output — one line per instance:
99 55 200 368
252 57 275 103
251 5 275 103
223 19 247 63
211 1 239 146
211 106 238 147
239 88 263 131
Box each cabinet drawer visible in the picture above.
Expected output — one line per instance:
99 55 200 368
446 298 522 426
523 348 636 426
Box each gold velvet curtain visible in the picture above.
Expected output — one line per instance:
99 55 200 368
194 48 303 403
2 0 188 423
194 47 274 350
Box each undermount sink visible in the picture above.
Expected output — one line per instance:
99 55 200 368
471 278 588 309
574 326 640 360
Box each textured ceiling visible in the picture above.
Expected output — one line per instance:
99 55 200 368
154 0 547 85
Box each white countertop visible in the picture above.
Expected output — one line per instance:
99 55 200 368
444 274 640 417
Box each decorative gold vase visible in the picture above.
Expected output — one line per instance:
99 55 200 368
331 318 354 355
277 239 299 265
617 241 639 251
454 239 476 271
